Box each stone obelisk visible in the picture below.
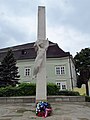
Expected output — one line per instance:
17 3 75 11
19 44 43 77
33 6 48 103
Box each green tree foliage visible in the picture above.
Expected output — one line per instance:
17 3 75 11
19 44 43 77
74 48 90 95
0 49 20 86
74 48 90 72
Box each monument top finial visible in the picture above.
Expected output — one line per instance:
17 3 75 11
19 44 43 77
38 6 45 7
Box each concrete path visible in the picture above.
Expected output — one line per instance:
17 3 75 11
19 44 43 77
0 102 90 120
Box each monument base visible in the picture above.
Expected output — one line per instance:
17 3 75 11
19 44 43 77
36 99 47 104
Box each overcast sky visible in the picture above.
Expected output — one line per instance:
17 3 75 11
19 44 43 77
0 0 90 56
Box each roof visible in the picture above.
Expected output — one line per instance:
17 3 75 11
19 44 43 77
0 41 70 61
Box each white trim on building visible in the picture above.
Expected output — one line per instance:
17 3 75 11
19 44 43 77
56 81 67 90
24 67 31 76
55 65 66 75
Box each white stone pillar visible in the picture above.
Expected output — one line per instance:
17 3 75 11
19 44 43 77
35 6 48 102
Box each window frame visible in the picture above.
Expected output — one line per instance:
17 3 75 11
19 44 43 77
24 67 31 77
56 81 67 90
55 65 66 75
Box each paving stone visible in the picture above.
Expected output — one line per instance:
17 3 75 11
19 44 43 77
0 102 90 120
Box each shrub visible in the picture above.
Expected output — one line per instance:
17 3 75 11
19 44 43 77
0 83 80 97
0 86 18 97
47 83 59 95
0 87 6 97
58 90 80 96
85 96 90 102
0 83 36 97
18 83 36 96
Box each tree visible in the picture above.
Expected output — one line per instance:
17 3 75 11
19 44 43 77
0 49 20 86
74 48 90 95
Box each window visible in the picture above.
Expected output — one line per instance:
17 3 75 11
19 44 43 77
22 50 27 55
61 66 65 74
24 67 31 76
62 84 66 90
56 67 60 75
56 82 67 90
55 66 65 75
56 82 61 90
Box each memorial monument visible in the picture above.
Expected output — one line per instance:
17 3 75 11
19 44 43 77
33 6 49 102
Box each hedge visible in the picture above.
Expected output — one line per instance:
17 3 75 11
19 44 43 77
0 83 36 97
0 83 80 97
85 96 90 102
18 83 36 96
47 83 59 95
58 90 80 96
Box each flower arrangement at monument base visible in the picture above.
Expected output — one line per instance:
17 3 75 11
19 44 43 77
36 101 52 118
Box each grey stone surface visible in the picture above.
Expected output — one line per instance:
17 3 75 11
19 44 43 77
33 6 49 102
0 102 90 120
0 96 85 104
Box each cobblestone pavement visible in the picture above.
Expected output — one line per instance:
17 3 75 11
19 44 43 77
0 102 90 120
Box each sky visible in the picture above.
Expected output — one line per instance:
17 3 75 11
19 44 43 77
0 0 90 57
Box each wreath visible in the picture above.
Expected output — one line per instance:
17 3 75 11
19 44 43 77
36 101 52 118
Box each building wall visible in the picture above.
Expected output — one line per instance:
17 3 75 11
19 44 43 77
46 57 70 90
67 57 77 90
17 59 34 83
17 57 77 91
